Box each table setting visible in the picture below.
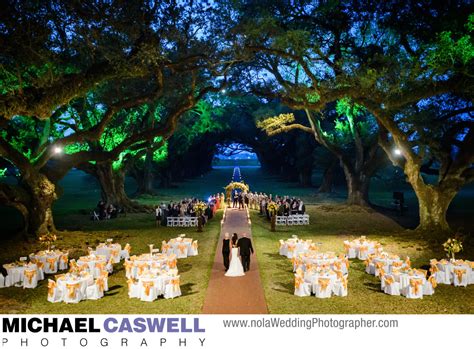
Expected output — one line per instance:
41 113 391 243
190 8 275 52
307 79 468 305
279 235 317 258
2 257 43 288
49 270 107 303
95 239 122 263
343 236 383 260
161 235 198 258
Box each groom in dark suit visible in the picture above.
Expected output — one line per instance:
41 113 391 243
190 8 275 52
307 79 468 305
237 233 254 272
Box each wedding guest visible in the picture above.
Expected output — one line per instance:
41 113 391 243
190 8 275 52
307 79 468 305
222 233 231 272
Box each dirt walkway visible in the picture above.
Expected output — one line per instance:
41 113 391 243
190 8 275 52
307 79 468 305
202 208 268 314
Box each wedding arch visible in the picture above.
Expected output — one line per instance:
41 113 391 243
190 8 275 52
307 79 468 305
224 181 250 201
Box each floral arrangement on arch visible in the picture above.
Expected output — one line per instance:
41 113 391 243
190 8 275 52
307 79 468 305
267 201 280 214
443 238 463 260
224 181 250 193
194 202 208 215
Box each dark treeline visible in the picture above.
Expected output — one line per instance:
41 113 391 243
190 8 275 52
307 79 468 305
0 0 472 236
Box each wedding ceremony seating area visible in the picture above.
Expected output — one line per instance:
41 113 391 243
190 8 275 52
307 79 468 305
275 214 310 226
155 197 219 227
166 216 199 227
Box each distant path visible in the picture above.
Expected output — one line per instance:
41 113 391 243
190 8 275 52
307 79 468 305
232 166 242 182
202 209 267 313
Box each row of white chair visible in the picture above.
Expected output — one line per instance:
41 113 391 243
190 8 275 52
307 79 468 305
275 214 310 226
166 217 198 227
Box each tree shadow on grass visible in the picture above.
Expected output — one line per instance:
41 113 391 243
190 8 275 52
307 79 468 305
263 252 284 261
180 283 199 297
363 280 381 292
273 281 293 294
178 263 193 273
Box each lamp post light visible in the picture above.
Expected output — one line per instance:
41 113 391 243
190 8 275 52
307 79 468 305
53 146 63 155
393 148 402 156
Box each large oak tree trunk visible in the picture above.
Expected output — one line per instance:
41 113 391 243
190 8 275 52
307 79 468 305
0 183 31 235
135 150 155 195
95 162 145 212
342 165 370 206
23 174 57 236
416 188 454 233
298 166 313 187
318 159 338 193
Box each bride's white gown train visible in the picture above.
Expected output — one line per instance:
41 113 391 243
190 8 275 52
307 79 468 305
225 247 245 277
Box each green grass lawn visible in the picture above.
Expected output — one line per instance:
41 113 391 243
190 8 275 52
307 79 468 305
1 164 473 314
251 207 474 314
0 211 222 314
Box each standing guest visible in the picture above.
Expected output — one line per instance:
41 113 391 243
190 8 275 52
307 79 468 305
222 233 231 271
155 205 161 227
233 191 238 208
238 193 244 210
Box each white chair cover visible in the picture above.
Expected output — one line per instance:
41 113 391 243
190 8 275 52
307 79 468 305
0 274 4 288
357 246 369 260
86 278 105 300
423 277 436 296
23 268 38 289
140 280 158 302
279 240 287 256
127 279 140 298
188 240 198 256
47 280 62 303
405 279 423 299
44 257 58 274
333 276 348 297
64 282 82 303
59 254 69 270
383 275 400 296
343 241 356 259
176 243 188 259
315 278 332 298
164 276 182 299
294 275 311 297
453 268 468 287
120 244 131 260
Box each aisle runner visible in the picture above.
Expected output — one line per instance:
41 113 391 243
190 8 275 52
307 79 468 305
202 208 268 314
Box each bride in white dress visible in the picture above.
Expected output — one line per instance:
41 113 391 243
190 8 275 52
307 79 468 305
225 233 245 277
